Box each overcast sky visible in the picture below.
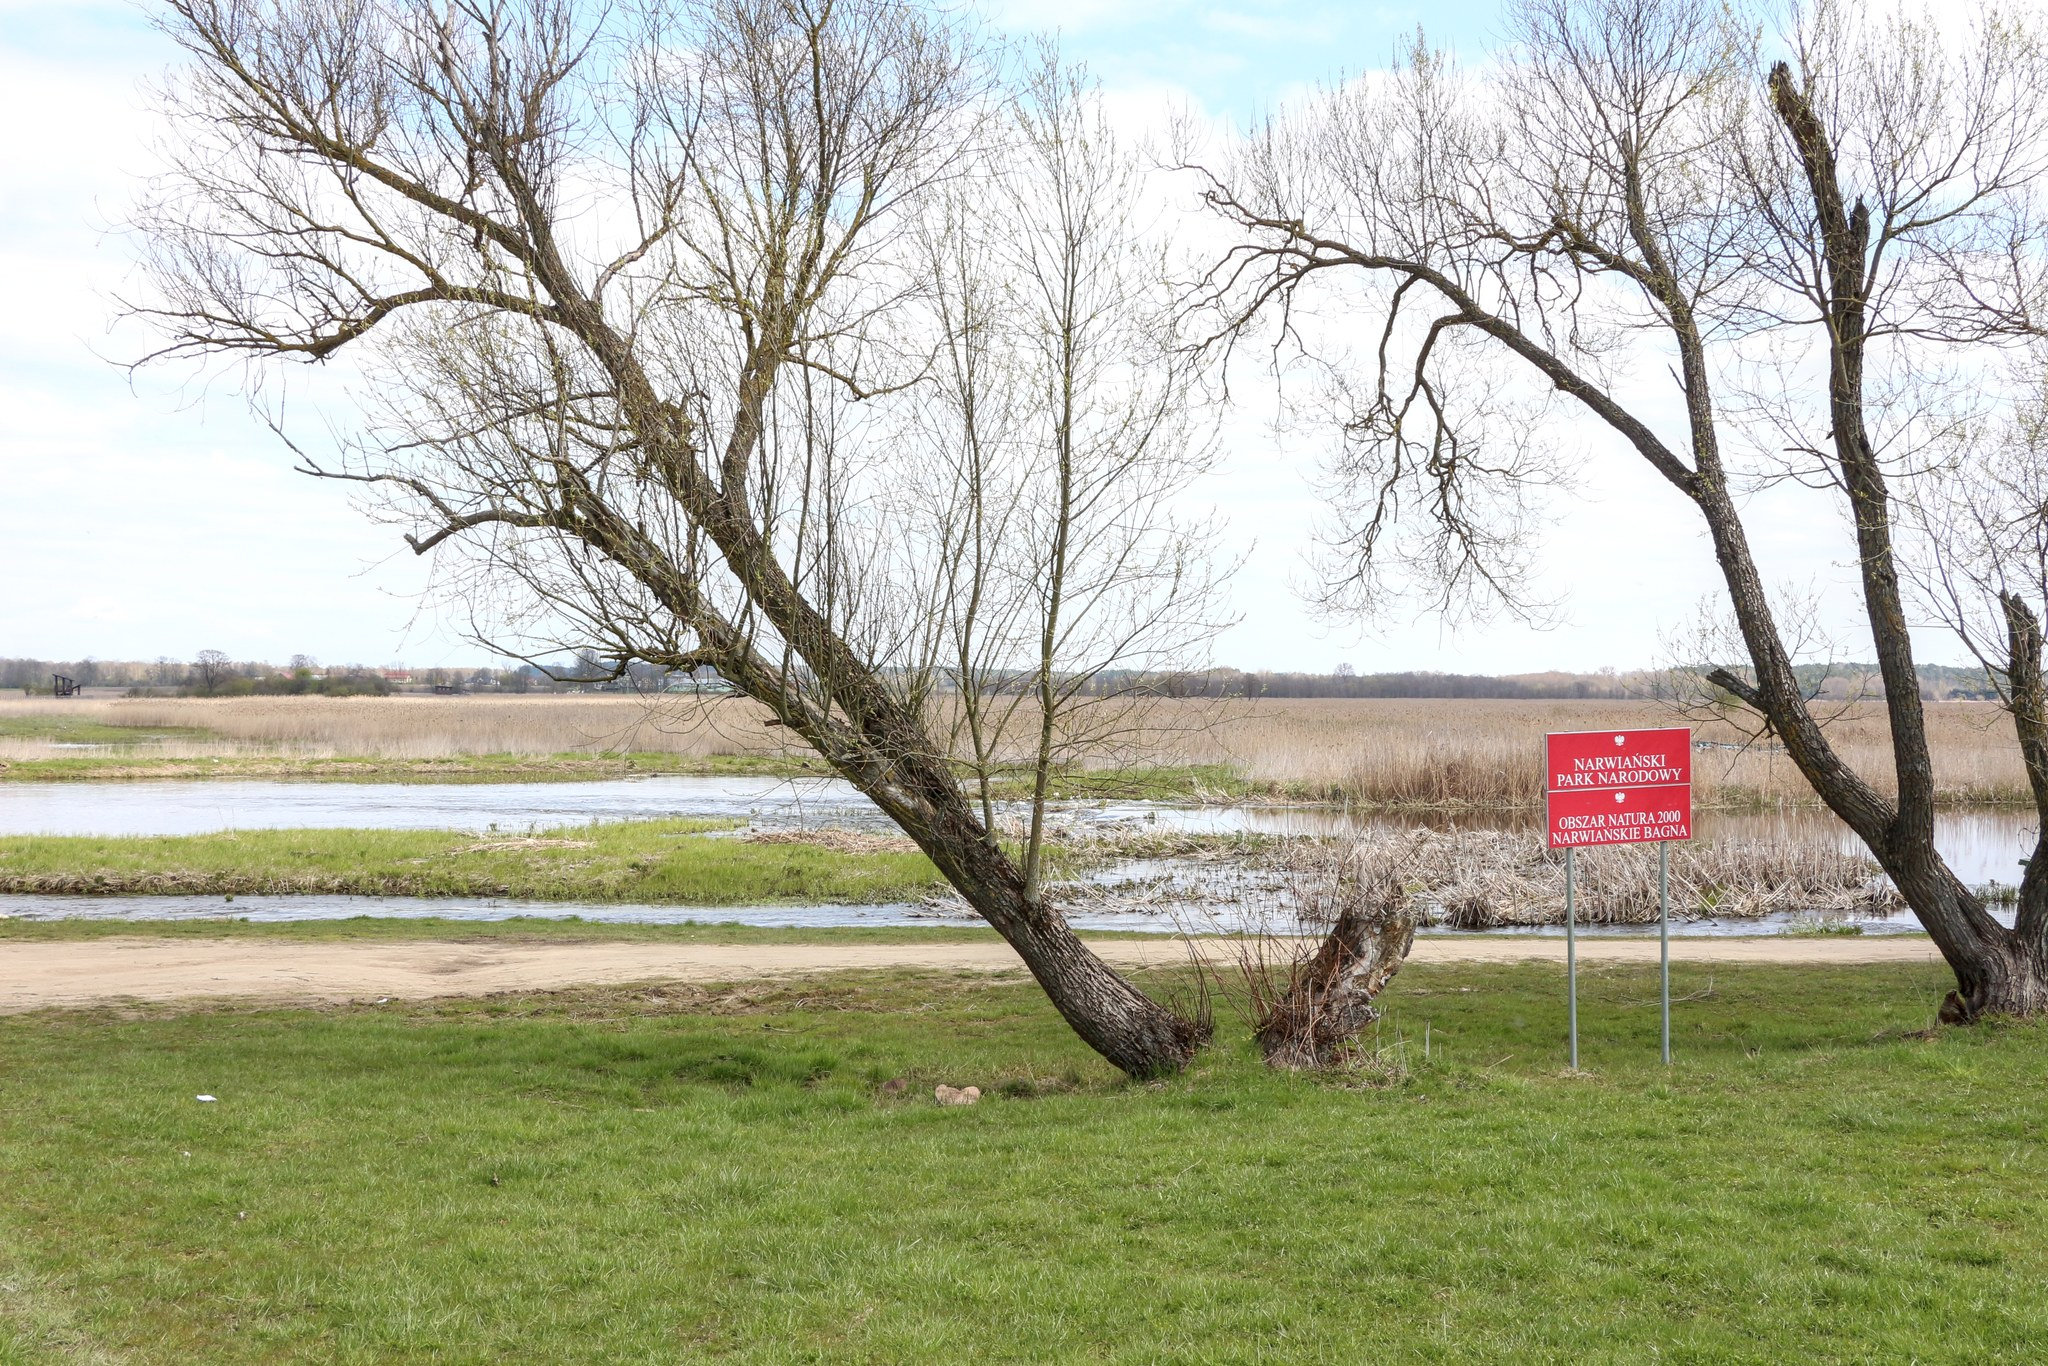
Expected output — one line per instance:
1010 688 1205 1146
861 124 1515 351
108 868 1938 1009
0 0 1930 673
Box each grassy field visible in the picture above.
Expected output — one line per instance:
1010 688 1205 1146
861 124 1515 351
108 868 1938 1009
0 917 1034 945
0 958 2039 1361
0 751 821 785
0 823 947 905
0 693 2030 808
0 696 784 763
1185 696 2030 809
0 713 215 746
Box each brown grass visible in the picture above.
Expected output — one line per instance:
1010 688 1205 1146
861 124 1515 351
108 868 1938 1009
0 693 2028 808
1121 830 1902 929
1383 827 1902 926
0 694 784 763
1168 697 2028 809
742 830 923 855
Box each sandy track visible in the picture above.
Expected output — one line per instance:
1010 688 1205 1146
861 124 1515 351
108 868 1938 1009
0 934 1943 1013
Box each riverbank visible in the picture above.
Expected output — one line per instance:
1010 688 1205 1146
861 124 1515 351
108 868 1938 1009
0 748 1246 803
0 958 2037 1361
0 823 948 905
0 930 1945 1014
7 745 2038 814
0 751 816 784
4 694 2036 808
0 820 1917 927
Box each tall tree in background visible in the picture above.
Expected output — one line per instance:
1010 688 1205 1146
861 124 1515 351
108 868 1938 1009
130 0 1224 1075
192 649 232 693
911 51 1229 911
1190 0 2048 1018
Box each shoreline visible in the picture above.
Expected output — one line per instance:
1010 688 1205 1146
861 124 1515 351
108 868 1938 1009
0 931 1947 1015
0 755 2034 816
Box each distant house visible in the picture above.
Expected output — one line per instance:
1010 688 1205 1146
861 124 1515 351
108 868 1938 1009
380 669 413 684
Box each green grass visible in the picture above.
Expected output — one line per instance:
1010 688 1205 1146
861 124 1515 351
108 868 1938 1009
0 751 821 784
0 750 1253 799
0 822 948 905
0 714 216 745
1 958 2041 1362
0 917 1204 945
974 763 1252 803
0 916 990 944
1781 918 1867 937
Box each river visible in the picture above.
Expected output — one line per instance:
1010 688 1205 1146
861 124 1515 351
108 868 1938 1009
0 775 2033 888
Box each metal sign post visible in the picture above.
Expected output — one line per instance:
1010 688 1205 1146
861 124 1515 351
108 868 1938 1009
1660 840 1671 1065
1565 846 1578 1070
1544 727 1693 1068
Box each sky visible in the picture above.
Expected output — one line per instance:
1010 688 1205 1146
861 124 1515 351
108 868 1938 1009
0 0 1931 675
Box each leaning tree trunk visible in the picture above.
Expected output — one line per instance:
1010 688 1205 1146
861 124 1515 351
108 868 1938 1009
573 308 1212 1079
1700 491 2048 1024
129 0 1211 1081
902 776 1209 1077
1938 594 2048 1022
1733 66 2048 1023
1875 849 2048 1023
1257 858 1415 1070
712 636 1207 1078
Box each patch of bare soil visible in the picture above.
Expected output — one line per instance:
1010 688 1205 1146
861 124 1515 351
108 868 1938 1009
0 934 1943 1014
742 830 922 855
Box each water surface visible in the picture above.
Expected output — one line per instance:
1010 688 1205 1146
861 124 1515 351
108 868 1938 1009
3 776 2033 886
0 892 1948 938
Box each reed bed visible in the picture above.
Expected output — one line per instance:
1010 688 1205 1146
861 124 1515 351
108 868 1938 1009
1368 827 1904 927
1064 829 1903 926
1168 697 2029 809
0 694 784 763
0 693 2027 808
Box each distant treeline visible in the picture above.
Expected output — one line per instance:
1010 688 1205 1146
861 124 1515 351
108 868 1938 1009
4 656 395 697
1 654 721 697
7 655 2000 702
1773 662 1999 702
1234 670 1632 700
1054 664 1997 702
1075 668 1635 699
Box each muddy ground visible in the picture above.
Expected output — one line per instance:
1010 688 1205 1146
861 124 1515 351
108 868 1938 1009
0 934 1944 1013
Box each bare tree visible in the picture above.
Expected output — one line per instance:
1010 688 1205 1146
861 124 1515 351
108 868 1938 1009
129 0 1217 1075
1908 368 2048 975
192 649 233 693
1189 0 2048 1018
910 51 1232 908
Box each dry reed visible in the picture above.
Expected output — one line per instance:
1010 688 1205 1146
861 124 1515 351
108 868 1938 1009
1163 697 2028 809
0 693 2028 808
0 694 785 763
1061 829 1901 926
1392 828 1902 926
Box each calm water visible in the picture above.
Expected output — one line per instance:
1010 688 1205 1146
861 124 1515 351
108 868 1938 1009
0 891 1953 937
1 776 2033 887
0 775 877 837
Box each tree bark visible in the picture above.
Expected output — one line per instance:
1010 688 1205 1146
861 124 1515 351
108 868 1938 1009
544 219 1210 1080
1758 64 2047 1020
1256 867 1414 1070
139 0 1216 1079
857 745 1208 1078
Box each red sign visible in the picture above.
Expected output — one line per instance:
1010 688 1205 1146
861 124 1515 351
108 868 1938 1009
1545 728 1692 849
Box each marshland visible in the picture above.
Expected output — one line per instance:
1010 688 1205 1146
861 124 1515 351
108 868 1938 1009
1 692 2031 808
0 693 2029 933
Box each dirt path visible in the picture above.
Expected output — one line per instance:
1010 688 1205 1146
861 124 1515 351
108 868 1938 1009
0 934 1943 1013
